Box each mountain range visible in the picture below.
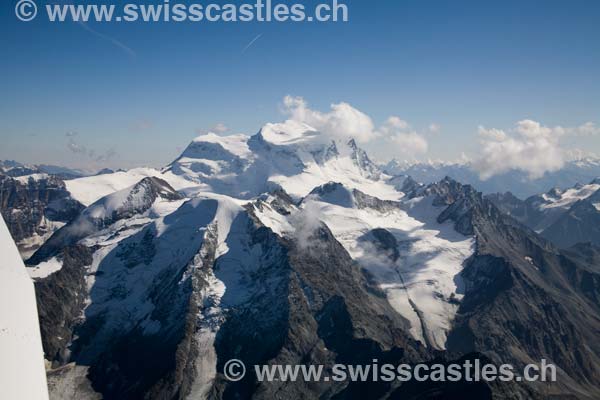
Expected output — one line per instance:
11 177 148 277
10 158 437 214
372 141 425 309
1 121 600 399
488 179 600 248
0 160 96 180
383 158 600 199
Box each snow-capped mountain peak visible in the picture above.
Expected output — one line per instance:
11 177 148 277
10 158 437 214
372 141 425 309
185 132 253 159
538 178 600 210
29 177 184 265
166 121 391 200
256 120 320 146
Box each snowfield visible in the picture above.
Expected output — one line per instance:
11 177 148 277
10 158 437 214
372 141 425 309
27 257 63 280
65 168 198 206
304 194 473 349
540 182 600 210
14 173 50 184
251 182 474 349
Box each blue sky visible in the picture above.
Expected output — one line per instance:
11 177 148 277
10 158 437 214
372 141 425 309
1 0 599 169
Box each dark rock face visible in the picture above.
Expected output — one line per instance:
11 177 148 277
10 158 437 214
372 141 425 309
308 182 355 208
420 177 484 236
541 198 600 248
0 160 39 177
347 139 381 180
212 211 427 400
552 243 600 310
311 141 340 164
352 189 398 212
431 179 600 399
421 176 479 206
487 185 600 249
35 245 93 364
563 242 600 270
486 191 546 229
397 176 424 197
0 174 84 257
307 182 400 212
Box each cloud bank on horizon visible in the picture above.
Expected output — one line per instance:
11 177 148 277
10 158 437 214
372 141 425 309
474 120 600 180
277 96 599 181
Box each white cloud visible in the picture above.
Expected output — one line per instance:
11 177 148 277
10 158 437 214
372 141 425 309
282 96 429 156
478 127 507 141
565 148 599 161
382 116 410 131
282 96 378 143
380 116 428 155
566 122 600 136
473 120 565 180
291 200 325 249
389 131 429 155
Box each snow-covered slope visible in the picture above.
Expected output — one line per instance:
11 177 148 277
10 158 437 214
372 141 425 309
65 168 197 206
489 178 600 235
76 198 223 356
536 180 600 210
0 216 49 400
166 121 397 201
252 182 474 349
30 177 186 264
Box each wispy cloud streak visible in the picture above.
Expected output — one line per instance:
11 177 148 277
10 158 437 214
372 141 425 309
242 33 263 54
78 22 136 58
